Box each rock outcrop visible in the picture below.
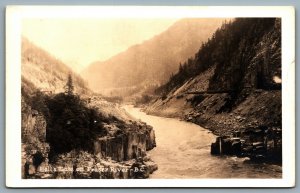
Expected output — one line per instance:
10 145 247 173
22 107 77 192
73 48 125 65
21 97 50 178
94 122 156 161
210 127 282 162
21 93 157 179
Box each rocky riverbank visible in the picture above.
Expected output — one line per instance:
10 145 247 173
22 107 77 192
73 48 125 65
144 90 282 163
21 94 158 179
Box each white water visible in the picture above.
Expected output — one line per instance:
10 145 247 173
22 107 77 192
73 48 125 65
123 105 282 179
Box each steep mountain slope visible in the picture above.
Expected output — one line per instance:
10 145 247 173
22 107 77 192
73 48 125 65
146 18 282 136
22 37 89 95
82 18 226 95
21 37 135 121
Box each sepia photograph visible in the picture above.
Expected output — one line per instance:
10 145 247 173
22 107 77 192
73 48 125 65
6 6 295 187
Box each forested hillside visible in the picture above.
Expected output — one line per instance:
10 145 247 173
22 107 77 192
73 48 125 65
147 18 282 138
156 18 281 96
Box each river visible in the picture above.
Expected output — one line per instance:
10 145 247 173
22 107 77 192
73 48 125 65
123 105 282 179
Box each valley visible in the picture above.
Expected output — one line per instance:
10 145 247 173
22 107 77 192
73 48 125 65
21 17 282 179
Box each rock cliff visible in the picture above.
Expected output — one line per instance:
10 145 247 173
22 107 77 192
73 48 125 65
21 97 50 178
94 123 156 161
22 92 157 179
21 38 157 179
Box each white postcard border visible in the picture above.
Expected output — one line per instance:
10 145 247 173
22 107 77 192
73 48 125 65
6 6 295 187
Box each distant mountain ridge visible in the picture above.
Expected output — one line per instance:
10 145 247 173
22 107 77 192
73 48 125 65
82 18 226 95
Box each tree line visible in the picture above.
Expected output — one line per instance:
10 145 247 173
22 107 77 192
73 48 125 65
155 18 279 96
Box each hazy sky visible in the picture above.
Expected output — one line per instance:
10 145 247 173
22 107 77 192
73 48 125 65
22 19 179 72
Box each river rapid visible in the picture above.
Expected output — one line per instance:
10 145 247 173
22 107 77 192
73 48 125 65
123 105 282 179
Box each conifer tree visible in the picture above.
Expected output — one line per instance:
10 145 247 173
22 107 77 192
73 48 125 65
64 74 74 95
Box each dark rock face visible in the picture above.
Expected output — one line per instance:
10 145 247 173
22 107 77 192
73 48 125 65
21 97 50 178
211 127 282 163
211 136 242 156
93 123 156 162
22 97 47 144
21 96 157 179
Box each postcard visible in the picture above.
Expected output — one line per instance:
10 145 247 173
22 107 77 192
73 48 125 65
6 6 295 187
